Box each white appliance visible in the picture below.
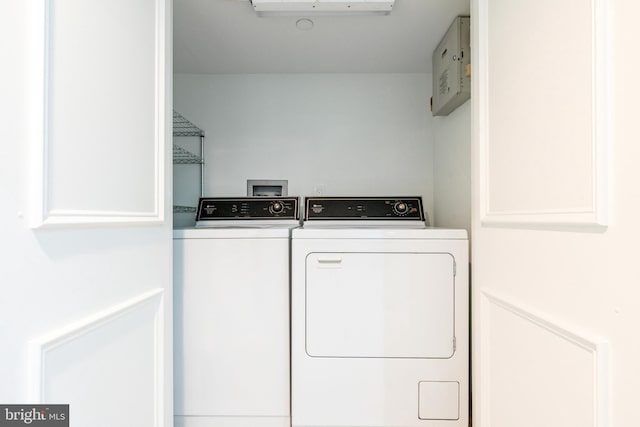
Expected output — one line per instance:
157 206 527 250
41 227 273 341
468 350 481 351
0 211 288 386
250 0 395 16
291 197 469 427
173 197 299 427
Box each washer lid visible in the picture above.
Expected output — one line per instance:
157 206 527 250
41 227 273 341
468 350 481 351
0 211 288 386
173 227 293 239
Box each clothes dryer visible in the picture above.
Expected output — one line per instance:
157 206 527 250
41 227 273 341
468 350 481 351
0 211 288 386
291 197 469 427
173 197 299 427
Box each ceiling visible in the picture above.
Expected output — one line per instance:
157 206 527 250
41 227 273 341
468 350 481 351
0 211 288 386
174 0 471 74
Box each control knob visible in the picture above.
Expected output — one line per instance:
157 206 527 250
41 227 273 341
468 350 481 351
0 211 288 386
269 201 285 215
392 201 410 216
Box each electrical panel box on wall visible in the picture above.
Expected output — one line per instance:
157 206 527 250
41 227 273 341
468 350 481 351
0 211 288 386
431 16 470 116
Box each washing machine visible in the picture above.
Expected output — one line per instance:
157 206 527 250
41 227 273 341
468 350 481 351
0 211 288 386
173 197 299 427
291 197 469 427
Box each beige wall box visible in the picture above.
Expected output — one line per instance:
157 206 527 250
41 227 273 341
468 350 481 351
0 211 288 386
247 180 288 196
431 16 470 116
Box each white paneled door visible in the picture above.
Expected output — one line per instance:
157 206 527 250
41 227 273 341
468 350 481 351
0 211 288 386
0 1 172 426
472 0 640 426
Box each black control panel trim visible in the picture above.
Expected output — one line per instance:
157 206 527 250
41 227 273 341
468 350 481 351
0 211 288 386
196 197 299 221
304 197 424 221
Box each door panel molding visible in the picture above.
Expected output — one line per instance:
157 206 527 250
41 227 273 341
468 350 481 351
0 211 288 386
476 289 609 427
29 289 166 426
29 0 167 228
476 0 609 227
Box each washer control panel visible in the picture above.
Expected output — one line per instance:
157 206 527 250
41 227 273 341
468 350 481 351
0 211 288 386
197 197 299 221
305 197 424 221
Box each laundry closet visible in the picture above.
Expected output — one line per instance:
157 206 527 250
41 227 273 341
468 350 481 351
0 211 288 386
172 1 472 427
172 0 471 234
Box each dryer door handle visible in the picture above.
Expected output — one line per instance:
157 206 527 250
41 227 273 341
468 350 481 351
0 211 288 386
316 257 343 265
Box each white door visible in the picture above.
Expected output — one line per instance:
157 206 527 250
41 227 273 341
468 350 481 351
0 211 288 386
305 252 455 358
472 0 640 426
0 1 172 426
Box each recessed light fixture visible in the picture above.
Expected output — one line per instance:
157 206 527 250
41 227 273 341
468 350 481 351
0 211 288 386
250 0 395 16
296 18 314 31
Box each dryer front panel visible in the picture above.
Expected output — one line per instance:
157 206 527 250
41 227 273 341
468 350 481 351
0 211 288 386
305 252 455 359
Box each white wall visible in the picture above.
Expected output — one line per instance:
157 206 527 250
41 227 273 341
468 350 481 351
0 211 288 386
173 73 434 225
433 100 471 234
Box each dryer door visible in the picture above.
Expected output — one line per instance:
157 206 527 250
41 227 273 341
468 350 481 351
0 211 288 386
305 252 455 358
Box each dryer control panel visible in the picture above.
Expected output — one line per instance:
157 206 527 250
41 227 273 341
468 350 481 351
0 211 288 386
305 197 424 221
196 197 299 221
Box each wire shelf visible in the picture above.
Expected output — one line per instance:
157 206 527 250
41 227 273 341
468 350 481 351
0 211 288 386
173 205 197 214
173 110 205 137
173 145 203 164
173 110 205 205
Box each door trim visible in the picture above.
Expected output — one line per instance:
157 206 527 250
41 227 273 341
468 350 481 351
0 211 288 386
29 0 167 228
475 0 609 228
28 289 166 426
476 289 610 427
